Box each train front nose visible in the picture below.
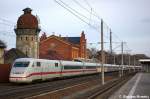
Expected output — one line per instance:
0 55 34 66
9 70 29 83
9 73 27 83
9 60 31 83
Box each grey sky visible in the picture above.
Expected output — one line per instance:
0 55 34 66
0 0 150 56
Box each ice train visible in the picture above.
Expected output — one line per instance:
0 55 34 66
9 58 141 83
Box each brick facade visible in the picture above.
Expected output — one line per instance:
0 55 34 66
39 31 87 60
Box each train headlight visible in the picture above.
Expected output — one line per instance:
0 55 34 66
13 72 24 74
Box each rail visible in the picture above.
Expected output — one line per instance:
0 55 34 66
85 73 135 99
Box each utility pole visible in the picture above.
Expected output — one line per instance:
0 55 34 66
114 55 116 64
133 55 136 72
110 29 112 64
121 41 124 77
128 52 131 73
128 51 131 66
134 55 135 66
129 55 130 66
101 19 105 85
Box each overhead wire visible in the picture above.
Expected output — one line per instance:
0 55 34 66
0 18 16 44
82 0 124 44
0 31 16 37
55 0 114 40
0 18 15 24
54 0 122 50
54 0 132 54
72 0 102 21
0 22 14 27
78 0 114 43
83 0 92 8
58 0 91 21
54 0 100 32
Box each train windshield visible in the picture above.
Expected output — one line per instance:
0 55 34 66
13 62 30 67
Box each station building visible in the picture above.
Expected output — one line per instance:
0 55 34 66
40 31 87 60
139 59 150 72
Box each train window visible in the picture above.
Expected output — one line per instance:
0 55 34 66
86 66 96 69
55 63 58 67
32 63 34 67
37 62 41 67
64 65 82 69
14 62 29 67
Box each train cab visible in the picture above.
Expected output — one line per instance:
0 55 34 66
9 58 34 83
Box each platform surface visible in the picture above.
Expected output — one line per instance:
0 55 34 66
109 73 150 99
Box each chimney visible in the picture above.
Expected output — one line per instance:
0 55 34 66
65 35 68 41
23 7 32 14
81 31 85 38
59 34 61 37
52 32 55 35
40 32 47 41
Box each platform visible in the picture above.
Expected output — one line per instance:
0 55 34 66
109 73 150 99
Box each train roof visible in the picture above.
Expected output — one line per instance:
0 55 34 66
15 58 34 61
14 58 59 62
139 59 150 62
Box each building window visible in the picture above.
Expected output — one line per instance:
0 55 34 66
32 37 34 41
25 47 29 56
21 37 22 40
25 51 28 56
72 52 74 58
26 37 28 41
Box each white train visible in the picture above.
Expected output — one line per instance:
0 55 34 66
9 58 141 83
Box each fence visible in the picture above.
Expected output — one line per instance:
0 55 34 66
0 64 11 82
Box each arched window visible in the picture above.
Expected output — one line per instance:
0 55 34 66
25 47 28 56
32 37 34 41
26 37 28 41
21 37 23 40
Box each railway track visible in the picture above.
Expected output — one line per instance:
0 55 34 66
88 77 131 99
70 73 135 99
0 73 117 99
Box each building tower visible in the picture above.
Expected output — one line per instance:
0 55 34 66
14 8 41 58
79 31 86 58
0 40 6 64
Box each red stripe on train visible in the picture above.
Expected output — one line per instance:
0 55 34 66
10 69 97 78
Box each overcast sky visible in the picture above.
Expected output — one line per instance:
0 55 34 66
0 0 150 56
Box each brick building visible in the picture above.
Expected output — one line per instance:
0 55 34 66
39 31 87 60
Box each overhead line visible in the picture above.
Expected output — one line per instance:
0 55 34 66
73 0 102 21
54 0 130 53
54 0 114 40
0 18 15 24
54 0 89 24
73 0 112 40
54 0 100 32
84 0 91 7
78 0 122 43
58 0 90 21
0 31 16 37
0 22 14 27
